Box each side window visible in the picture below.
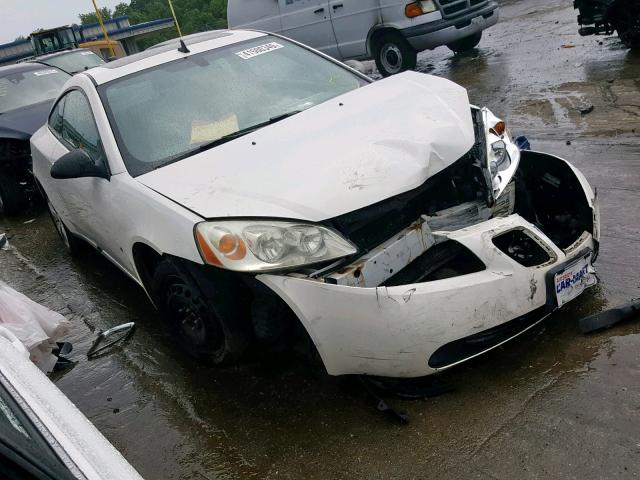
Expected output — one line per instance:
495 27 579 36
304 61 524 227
48 96 65 137
60 90 104 163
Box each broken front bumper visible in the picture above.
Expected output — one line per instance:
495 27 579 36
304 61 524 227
258 214 596 378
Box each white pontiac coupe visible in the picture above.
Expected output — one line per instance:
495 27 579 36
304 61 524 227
32 30 599 378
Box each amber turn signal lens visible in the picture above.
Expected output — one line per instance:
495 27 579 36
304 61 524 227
196 231 223 266
491 121 506 136
218 234 247 260
218 234 238 254
405 2 424 17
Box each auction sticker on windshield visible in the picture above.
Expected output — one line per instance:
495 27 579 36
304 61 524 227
554 254 596 307
236 42 284 60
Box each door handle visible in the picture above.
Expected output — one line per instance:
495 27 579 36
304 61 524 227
332 3 344 9
313 7 325 13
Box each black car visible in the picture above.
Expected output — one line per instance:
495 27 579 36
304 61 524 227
31 48 106 75
574 0 640 48
0 63 69 214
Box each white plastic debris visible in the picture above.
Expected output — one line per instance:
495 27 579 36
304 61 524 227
0 281 71 373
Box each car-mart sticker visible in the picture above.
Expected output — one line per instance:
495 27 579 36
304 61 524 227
33 69 59 76
235 42 283 60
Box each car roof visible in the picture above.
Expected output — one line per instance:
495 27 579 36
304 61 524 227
33 48 96 61
0 62 62 76
86 29 267 85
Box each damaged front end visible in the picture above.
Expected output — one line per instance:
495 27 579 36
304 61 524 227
257 108 600 378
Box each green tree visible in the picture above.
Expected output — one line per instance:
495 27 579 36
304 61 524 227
77 0 229 48
113 2 130 17
79 7 113 25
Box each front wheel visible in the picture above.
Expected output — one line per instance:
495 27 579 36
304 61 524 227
0 171 26 215
446 32 483 54
46 197 84 256
373 32 417 77
151 259 248 365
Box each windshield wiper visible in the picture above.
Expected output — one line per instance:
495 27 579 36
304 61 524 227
150 110 302 172
196 110 302 153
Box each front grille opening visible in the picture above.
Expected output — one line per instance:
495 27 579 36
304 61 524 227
428 306 547 368
445 3 467 15
436 0 488 18
382 241 485 287
492 229 552 267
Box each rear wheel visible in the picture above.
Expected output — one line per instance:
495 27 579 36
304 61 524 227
0 171 26 215
446 32 483 54
373 31 417 77
45 196 84 255
151 259 248 365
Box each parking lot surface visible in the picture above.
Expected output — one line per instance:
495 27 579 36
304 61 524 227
1 0 639 478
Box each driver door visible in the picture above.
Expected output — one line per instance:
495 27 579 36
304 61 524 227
47 89 122 264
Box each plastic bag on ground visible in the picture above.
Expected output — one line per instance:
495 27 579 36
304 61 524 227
0 281 71 372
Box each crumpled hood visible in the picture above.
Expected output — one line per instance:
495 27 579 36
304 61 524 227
0 100 53 140
137 71 475 222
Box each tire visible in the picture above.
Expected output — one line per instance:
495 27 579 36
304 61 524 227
446 32 483 54
151 258 248 365
610 1 640 48
373 31 417 77
617 19 640 48
0 171 26 215
45 196 84 256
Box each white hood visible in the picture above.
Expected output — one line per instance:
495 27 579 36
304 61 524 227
137 71 475 222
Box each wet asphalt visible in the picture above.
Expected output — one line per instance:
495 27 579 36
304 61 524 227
1 0 639 478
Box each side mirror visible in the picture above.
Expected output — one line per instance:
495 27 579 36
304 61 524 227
50 149 108 180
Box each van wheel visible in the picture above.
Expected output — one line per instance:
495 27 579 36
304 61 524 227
0 172 26 215
151 259 248 365
46 197 84 256
447 32 483 54
374 32 417 77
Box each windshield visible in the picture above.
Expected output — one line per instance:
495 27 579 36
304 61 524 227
43 50 105 74
100 36 368 176
0 67 68 114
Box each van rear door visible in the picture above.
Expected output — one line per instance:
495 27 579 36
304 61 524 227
329 0 381 59
277 0 339 58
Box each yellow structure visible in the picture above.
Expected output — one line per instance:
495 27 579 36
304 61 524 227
79 39 126 60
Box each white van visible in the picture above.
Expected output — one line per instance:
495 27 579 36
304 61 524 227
227 0 499 76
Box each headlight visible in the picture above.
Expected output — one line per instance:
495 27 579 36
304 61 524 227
195 221 357 272
482 107 520 198
490 139 511 175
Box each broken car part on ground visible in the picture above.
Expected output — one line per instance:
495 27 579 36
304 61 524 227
30 30 600 379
